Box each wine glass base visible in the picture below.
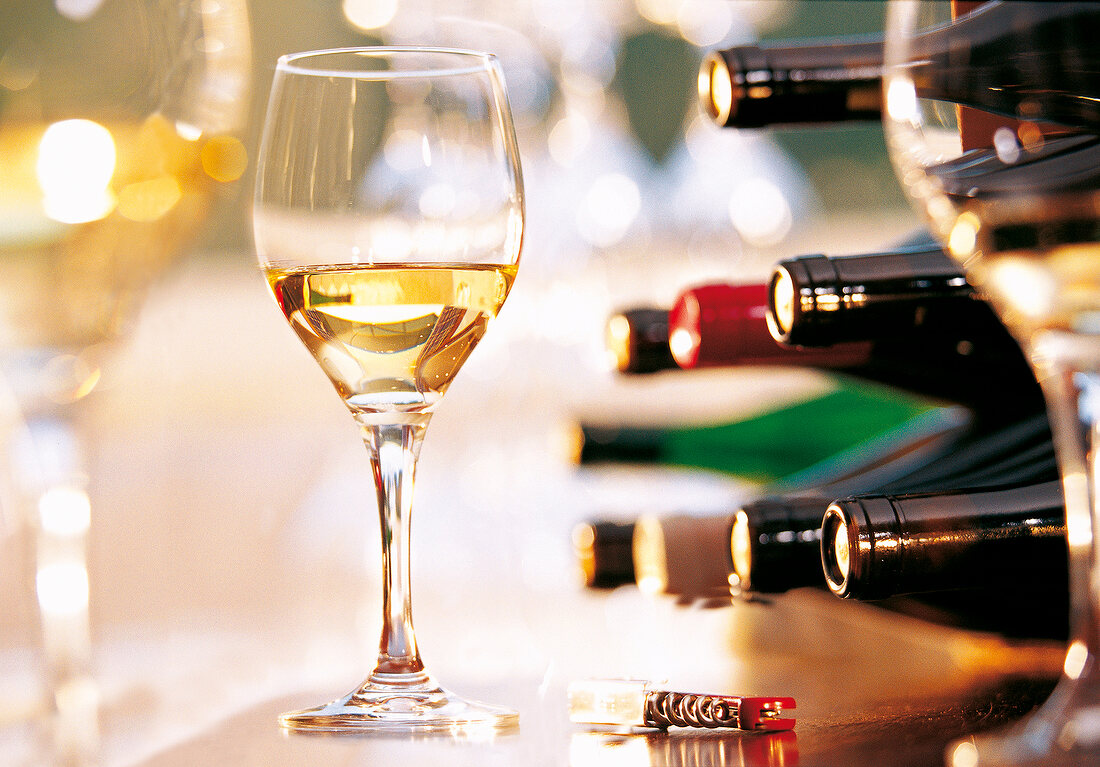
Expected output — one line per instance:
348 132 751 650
279 680 519 736
947 677 1100 767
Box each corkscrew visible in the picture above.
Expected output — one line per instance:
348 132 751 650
568 679 796 731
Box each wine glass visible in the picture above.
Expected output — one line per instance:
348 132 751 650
0 1 250 761
253 47 524 733
883 1 1100 764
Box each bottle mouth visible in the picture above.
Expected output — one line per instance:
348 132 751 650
699 52 734 125
820 505 852 596
604 312 635 373
632 515 668 596
730 509 752 588
768 266 797 338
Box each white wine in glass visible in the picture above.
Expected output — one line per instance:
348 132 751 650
884 1 1100 764
253 47 524 733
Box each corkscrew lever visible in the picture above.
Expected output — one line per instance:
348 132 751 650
568 679 796 731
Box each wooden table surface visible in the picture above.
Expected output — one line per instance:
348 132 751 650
127 586 1064 767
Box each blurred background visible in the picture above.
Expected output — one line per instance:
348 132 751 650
0 1 945 764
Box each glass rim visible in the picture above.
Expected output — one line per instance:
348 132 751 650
275 46 497 79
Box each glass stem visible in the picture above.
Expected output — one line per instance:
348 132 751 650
360 419 430 686
11 409 100 764
1032 332 1100 686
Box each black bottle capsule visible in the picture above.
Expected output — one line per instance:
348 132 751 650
765 245 1042 415
730 495 832 594
766 244 971 348
605 307 675 374
821 481 1067 600
572 520 635 589
701 2 1100 131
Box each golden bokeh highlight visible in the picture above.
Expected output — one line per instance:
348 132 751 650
118 176 183 222
201 135 249 183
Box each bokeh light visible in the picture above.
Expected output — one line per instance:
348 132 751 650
36 561 90 618
343 0 398 30
576 173 641 248
728 176 792 247
37 119 116 224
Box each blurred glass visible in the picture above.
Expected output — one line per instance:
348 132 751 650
0 0 251 763
883 1 1100 764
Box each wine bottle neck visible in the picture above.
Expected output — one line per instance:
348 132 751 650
823 480 1067 600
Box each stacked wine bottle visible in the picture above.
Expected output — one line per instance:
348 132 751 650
579 237 1064 637
570 1 1100 641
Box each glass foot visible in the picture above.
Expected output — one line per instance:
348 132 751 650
280 677 519 735
948 673 1100 767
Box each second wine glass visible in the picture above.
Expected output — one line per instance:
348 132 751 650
884 1 1100 764
253 47 524 733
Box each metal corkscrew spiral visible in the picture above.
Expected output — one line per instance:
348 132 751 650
644 691 741 729
568 679 796 731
